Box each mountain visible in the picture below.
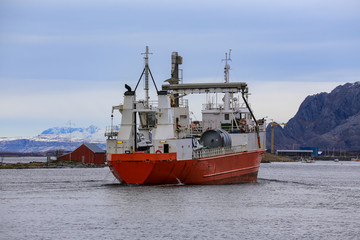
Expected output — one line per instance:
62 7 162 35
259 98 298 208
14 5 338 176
267 81 360 151
40 125 100 135
0 125 106 153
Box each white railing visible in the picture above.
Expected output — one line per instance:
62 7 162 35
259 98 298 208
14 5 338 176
105 125 120 138
189 126 203 136
192 145 247 159
202 102 247 110
179 98 188 107
147 99 188 108
147 100 158 109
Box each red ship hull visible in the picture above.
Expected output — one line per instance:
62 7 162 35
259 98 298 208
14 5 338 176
107 150 265 185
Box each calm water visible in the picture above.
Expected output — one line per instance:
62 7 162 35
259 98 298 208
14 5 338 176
1 161 360 240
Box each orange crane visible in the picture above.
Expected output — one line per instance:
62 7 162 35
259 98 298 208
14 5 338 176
270 121 287 154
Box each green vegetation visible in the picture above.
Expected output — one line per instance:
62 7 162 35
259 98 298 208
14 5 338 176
262 152 295 163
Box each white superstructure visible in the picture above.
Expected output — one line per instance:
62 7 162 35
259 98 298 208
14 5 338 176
106 48 266 160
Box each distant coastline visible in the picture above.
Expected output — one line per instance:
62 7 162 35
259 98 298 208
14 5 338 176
261 153 295 163
0 159 105 169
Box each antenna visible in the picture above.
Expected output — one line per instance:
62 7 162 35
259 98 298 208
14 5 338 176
141 46 153 107
222 49 232 83
134 46 159 95
222 49 232 110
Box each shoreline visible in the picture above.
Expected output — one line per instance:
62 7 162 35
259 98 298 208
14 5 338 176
1 153 293 169
4 153 356 169
261 152 295 163
0 159 105 169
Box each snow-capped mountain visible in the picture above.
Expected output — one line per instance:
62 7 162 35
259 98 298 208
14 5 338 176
39 125 105 140
41 125 100 136
0 125 106 153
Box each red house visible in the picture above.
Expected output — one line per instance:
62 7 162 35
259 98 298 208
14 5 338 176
58 143 105 165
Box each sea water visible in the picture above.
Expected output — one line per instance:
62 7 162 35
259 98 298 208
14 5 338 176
1 161 359 239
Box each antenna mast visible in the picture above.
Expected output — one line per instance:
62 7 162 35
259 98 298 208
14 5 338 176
141 46 153 107
223 49 232 83
222 49 232 110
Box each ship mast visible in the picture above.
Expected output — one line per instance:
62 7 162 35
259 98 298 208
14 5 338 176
141 46 152 108
222 49 232 111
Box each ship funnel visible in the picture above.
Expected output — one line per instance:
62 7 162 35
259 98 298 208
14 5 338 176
164 51 183 107
125 84 132 92
167 52 182 84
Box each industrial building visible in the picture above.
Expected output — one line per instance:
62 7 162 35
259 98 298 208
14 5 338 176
299 147 319 156
276 149 314 158
58 143 105 165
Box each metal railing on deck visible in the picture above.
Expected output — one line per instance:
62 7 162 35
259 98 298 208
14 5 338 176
179 98 188 107
202 102 247 110
192 145 247 159
147 99 188 108
105 125 120 138
147 100 158 109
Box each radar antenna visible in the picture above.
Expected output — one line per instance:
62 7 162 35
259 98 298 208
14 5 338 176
222 49 232 110
141 46 153 107
222 49 232 83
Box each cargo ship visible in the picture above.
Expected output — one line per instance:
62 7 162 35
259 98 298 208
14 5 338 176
105 47 266 185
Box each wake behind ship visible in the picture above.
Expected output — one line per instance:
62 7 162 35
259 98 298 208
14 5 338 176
105 47 266 185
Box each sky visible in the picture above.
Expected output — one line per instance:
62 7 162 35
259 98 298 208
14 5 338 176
0 0 359 137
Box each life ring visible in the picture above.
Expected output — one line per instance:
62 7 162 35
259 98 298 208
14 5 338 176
155 150 162 154
240 119 247 125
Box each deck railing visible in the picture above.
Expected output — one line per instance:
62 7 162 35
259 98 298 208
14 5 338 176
147 99 188 108
105 125 120 138
192 145 247 159
202 102 247 110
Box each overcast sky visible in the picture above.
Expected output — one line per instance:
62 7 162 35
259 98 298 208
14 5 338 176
1 0 359 137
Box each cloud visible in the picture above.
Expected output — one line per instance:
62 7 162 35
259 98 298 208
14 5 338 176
6 0 359 11
1 0 359 137
0 79 121 119
0 74 354 137
289 70 360 83
249 80 349 123
234 40 360 53
0 32 222 46
177 76 355 124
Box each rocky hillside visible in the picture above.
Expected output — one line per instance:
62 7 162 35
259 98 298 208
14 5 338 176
267 81 360 151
